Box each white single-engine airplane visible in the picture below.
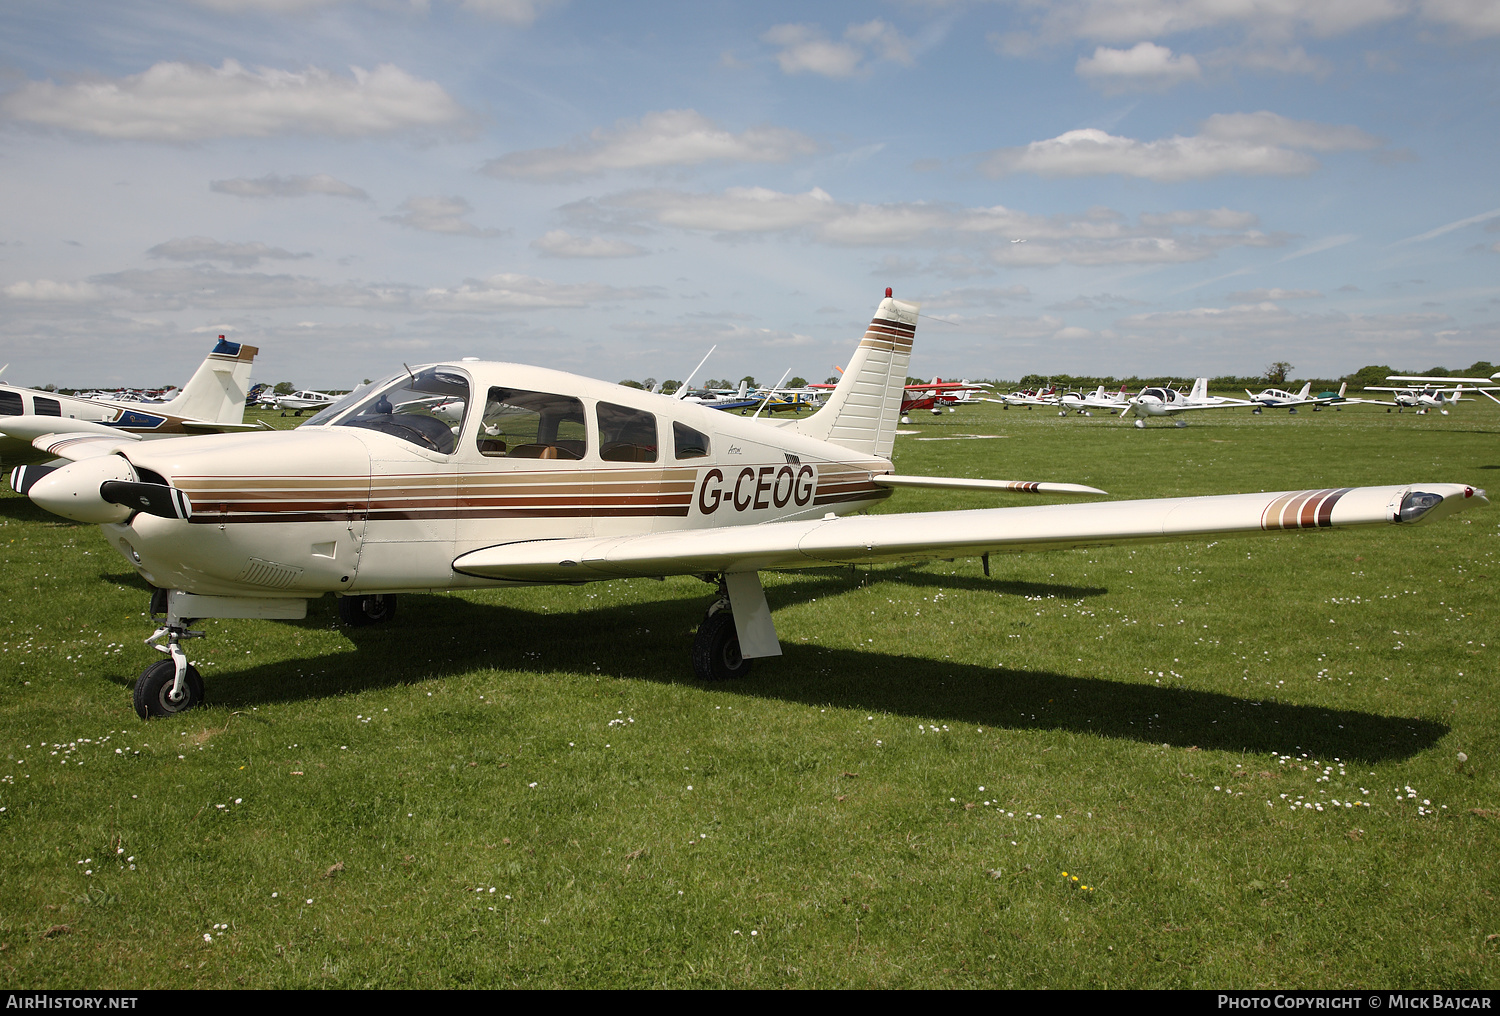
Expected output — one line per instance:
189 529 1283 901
11 291 1487 719
265 389 339 415
1124 379 1251 428
0 338 261 466
1244 382 1349 413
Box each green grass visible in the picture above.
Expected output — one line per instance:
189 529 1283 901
0 400 1496 987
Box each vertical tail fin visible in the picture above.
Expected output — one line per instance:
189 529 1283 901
155 338 258 424
1189 377 1208 402
1296 382 1311 399
778 292 918 459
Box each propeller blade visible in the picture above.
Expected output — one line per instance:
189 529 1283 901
99 480 193 520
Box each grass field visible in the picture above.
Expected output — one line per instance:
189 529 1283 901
0 398 1496 988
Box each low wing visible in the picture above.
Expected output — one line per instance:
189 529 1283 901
180 420 271 433
452 482 1485 583
27 431 140 462
0 416 135 442
873 475 1105 496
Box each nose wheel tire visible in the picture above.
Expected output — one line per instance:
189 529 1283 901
339 594 397 626
692 610 752 681
133 660 205 719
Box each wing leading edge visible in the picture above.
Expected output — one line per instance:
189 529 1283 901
453 482 1485 582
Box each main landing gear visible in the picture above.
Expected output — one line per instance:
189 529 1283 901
338 593 397 626
692 595 751 681
691 572 780 681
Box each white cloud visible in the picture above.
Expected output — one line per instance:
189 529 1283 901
210 174 369 200
597 186 842 233
87 266 412 310
457 0 559 25
2 280 110 302
981 127 1319 181
1420 0 1500 35
1226 288 1323 301
1139 208 1260 229
483 109 818 180
147 236 312 268
420 273 660 311
571 186 1281 266
763 20 915 78
1200 111 1381 152
981 114 1379 182
185 0 559 23
0 60 470 141
383 196 505 237
1076 42 1200 91
531 230 648 258
1004 0 1412 46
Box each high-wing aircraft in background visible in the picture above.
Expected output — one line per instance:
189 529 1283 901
12 291 1486 719
1356 385 1467 414
0 338 261 466
1380 374 1500 406
1123 379 1251 427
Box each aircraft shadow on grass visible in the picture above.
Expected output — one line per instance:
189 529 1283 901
93 573 1445 764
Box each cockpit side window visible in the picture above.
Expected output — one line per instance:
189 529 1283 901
597 402 658 462
334 367 470 454
476 387 587 459
673 421 710 460
0 390 24 416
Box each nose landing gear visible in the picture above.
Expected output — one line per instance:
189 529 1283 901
137 598 207 718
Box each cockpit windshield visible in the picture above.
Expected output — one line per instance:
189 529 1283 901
326 367 471 454
300 376 392 428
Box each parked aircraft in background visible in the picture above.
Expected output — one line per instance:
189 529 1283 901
1124 379 1251 428
1357 385 1467 414
0 338 261 466
266 389 339 415
1058 385 1132 416
14 291 1487 719
1381 374 1500 407
1243 382 1350 413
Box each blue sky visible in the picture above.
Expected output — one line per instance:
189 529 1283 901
1 0 1497 388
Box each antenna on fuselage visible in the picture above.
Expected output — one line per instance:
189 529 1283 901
674 344 717 400
751 368 794 419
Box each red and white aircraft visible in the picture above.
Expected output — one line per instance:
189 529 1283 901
12 291 1486 718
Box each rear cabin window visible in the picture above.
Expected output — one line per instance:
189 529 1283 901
673 422 710 460
0 390 22 416
476 388 587 459
597 403 658 462
33 397 62 417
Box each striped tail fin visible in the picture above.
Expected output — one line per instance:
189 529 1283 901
777 293 918 459
155 338 259 424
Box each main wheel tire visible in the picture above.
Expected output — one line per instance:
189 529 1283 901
133 660 204 719
339 593 397 626
692 610 752 681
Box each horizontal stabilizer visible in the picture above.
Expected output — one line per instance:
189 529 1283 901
453 483 1485 583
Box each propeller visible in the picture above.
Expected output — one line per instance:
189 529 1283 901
100 480 194 520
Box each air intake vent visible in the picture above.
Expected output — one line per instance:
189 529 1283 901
236 558 304 589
